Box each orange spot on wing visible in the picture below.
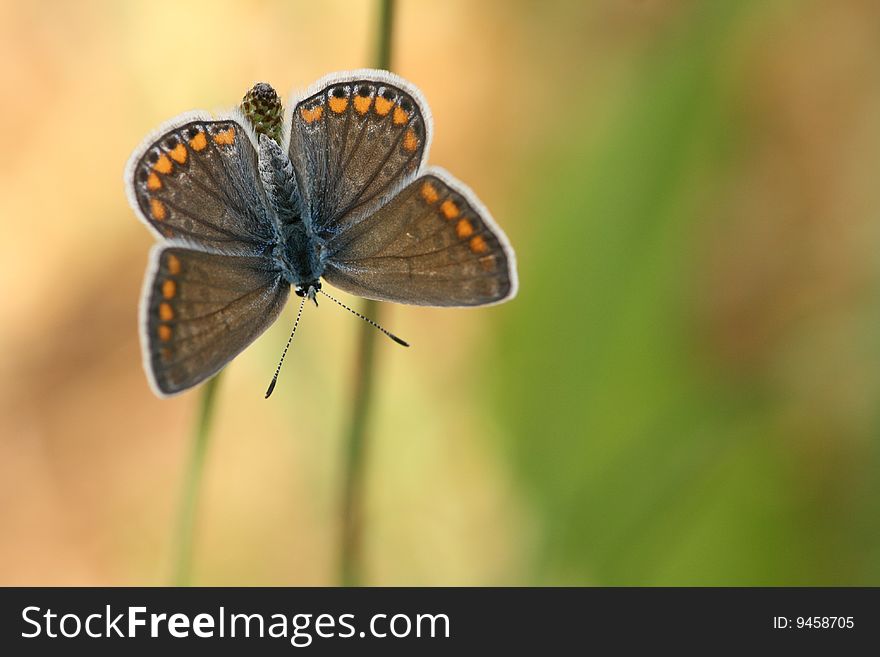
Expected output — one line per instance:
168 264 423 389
300 105 324 123
403 128 418 152
393 106 409 125
374 96 393 116
150 198 167 221
420 181 439 204
328 97 348 114
189 131 207 151
353 95 372 114
456 218 474 238
159 302 174 321
162 279 176 299
158 324 172 342
441 199 459 220
169 143 187 164
166 254 181 274
160 347 173 362
147 172 162 190
469 235 488 254
153 154 173 174
213 127 235 145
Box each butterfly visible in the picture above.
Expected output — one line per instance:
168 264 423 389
125 70 518 397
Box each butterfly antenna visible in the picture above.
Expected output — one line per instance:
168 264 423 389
318 289 410 347
265 295 307 399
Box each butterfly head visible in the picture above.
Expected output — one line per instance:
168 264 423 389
294 281 322 306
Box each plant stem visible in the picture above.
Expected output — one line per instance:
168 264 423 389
339 0 395 588
172 372 221 586
374 0 395 73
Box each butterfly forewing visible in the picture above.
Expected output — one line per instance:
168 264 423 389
128 117 277 254
142 246 290 396
288 72 431 240
322 168 517 307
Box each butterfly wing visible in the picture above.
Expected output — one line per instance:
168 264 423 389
141 245 290 396
287 70 431 240
322 168 517 307
126 112 278 254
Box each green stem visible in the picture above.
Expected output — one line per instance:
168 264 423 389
172 372 221 586
374 0 395 72
339 0 396 588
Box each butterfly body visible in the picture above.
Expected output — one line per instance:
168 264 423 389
254 133 325 299
126 70 517 397
274 226 324 301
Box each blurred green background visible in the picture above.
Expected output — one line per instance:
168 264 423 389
2 0 879 585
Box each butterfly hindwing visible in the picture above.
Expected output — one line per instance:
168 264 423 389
322 168 517 307
141 246 290 396
127 114 278 254
288 70 431 241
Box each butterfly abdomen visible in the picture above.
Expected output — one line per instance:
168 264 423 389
258 134 302 223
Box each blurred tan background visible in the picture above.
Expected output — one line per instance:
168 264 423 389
1 0 879 585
